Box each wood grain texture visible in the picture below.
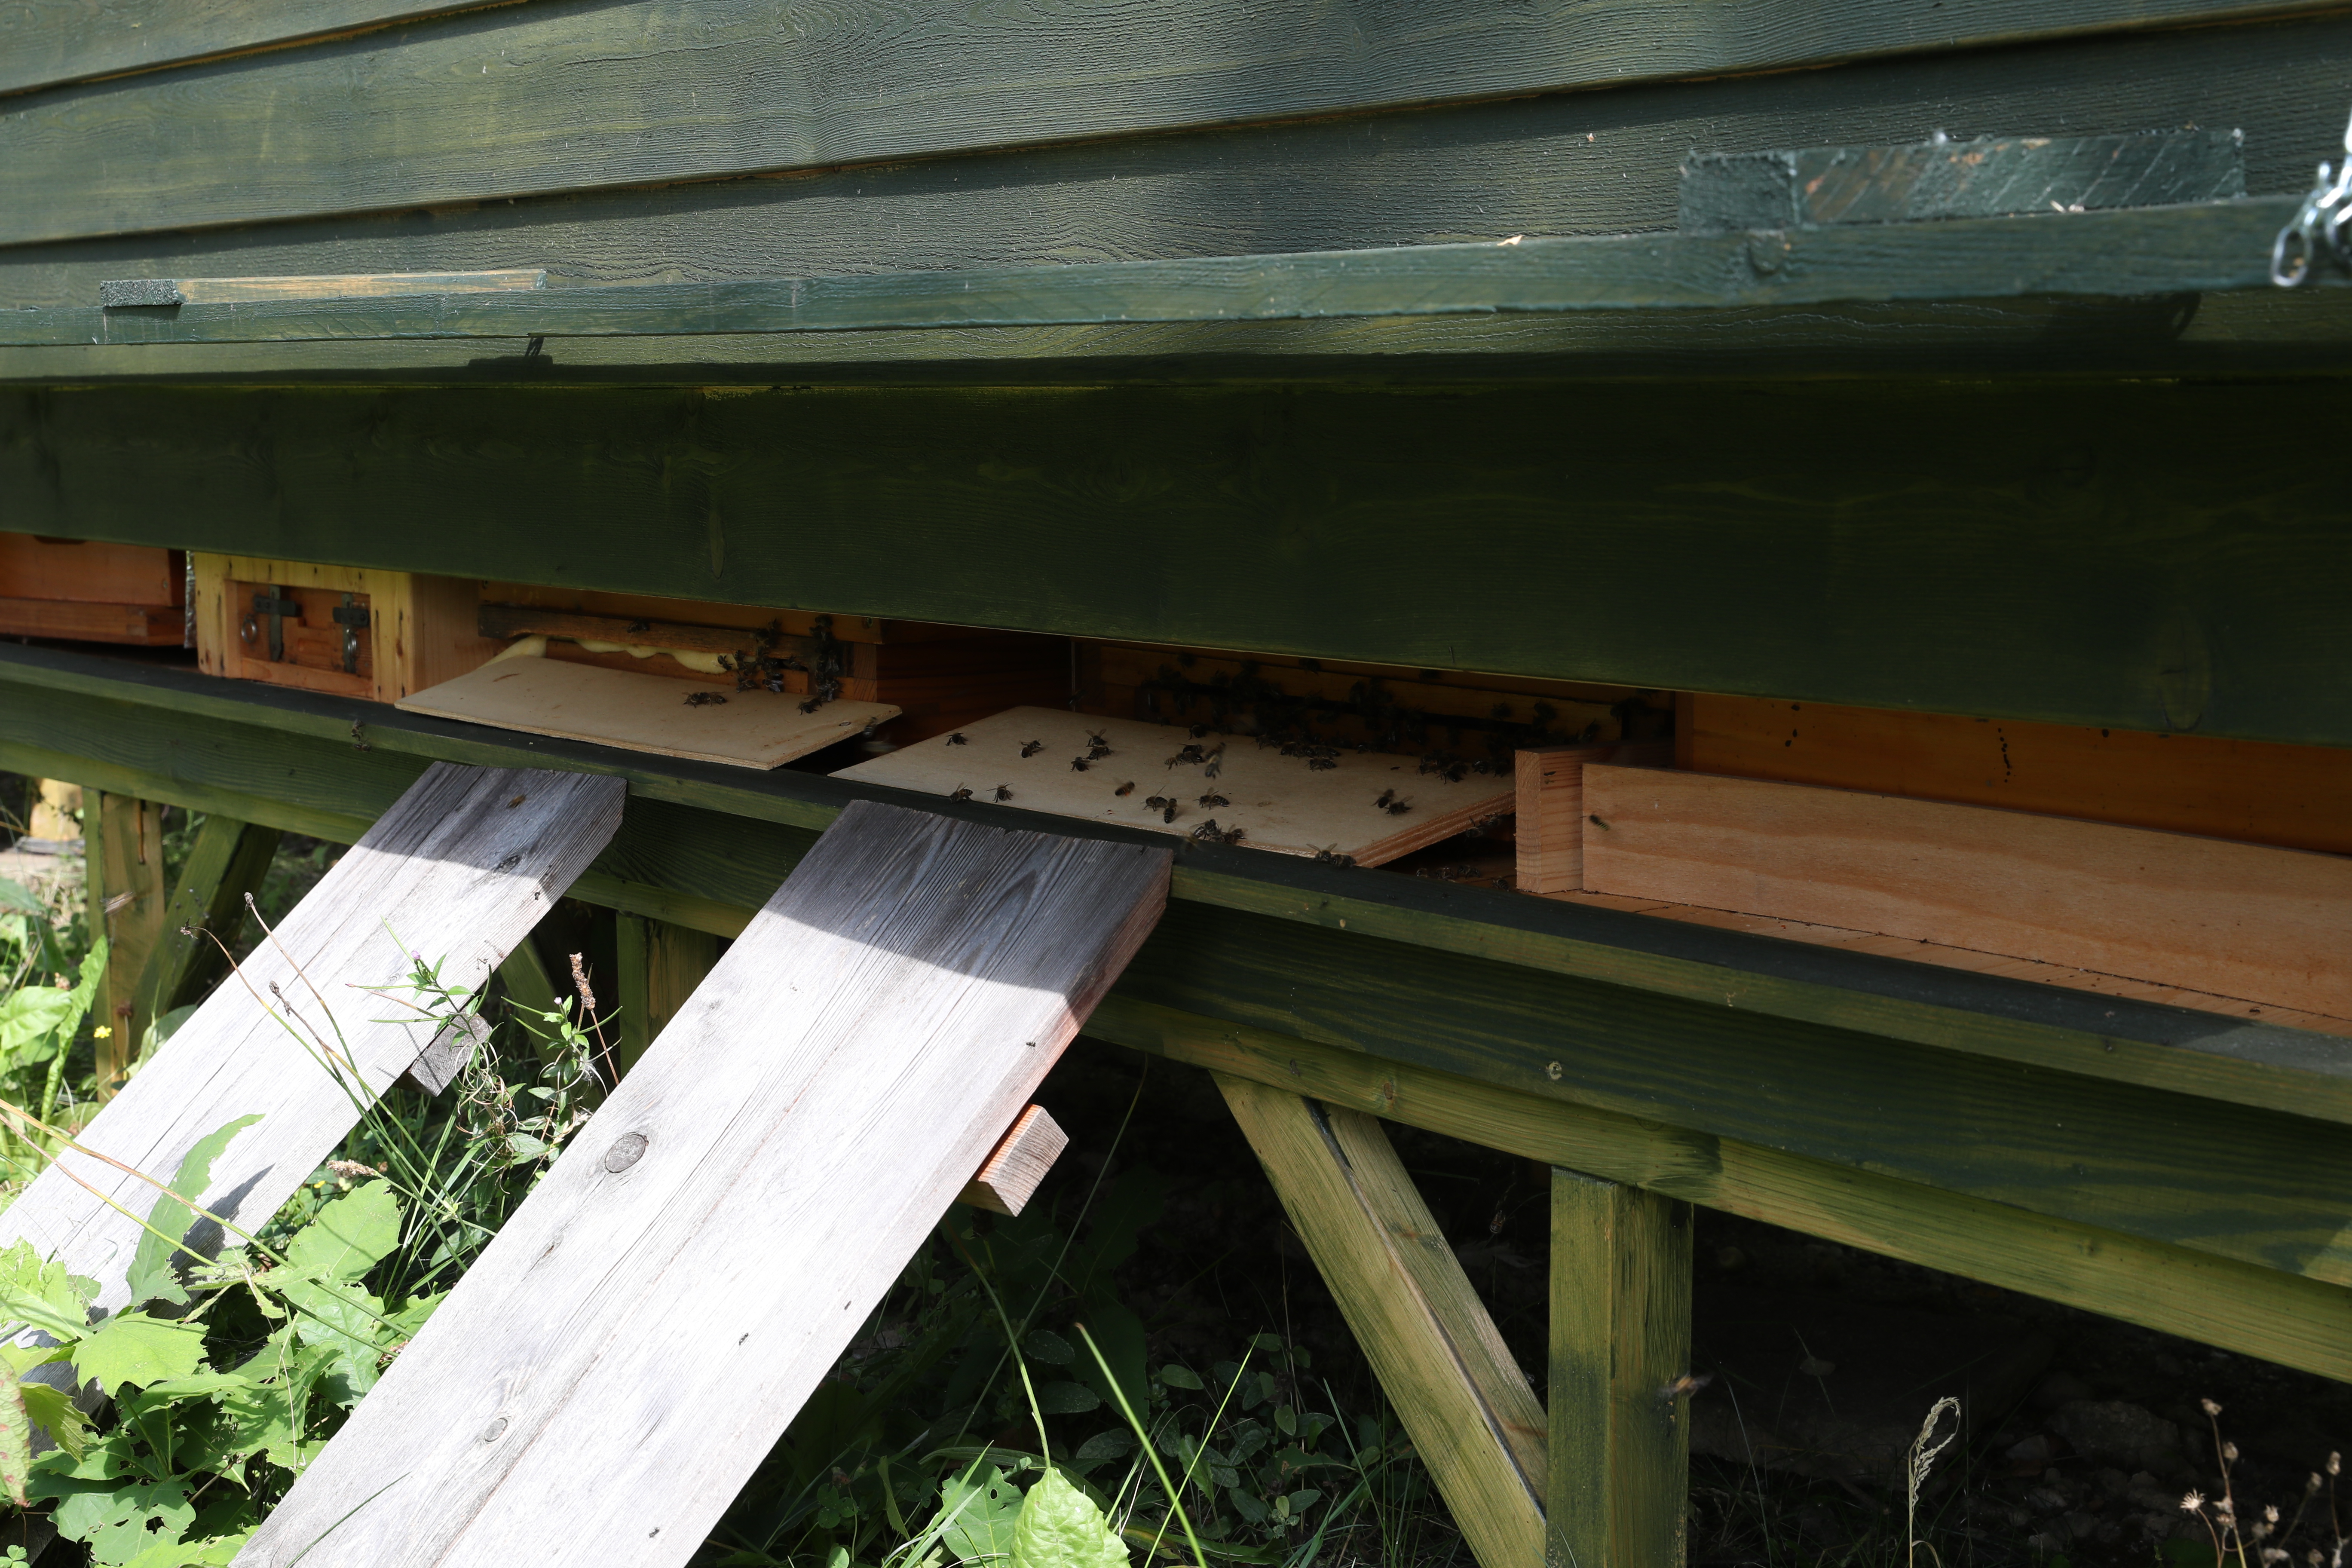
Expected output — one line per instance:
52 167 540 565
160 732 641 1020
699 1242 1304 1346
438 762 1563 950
88 793 164 1093
191 553 502 705
1514 744 1671 896
18 378 2352 751
0 534 178 605
1580 765 2352 1020
1106 1002 2352 1382
3 200 2309 350
1549 1170 1692 1568
130 813 280 1029
9 643 2352 1138
5 0 2334 247
1218 1075 1546 1568
958 1103 1067 1217
398 653 900 769
0 763 623 1315
237 800 1169 1568
1685 694 2352 858
0 599 182 646
836 707 1511 866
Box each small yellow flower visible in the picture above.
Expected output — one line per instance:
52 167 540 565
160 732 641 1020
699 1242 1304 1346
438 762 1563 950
92 1025 111 1039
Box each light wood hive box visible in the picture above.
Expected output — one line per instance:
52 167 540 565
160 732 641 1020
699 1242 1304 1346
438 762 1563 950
192 554 498 702
0 533 186 646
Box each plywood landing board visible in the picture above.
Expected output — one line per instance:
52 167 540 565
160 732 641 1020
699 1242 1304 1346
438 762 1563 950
834 706 1511 864
239 801 1170 1568
398 653 900 769
1581 764 2352 1022
0 763 623 1315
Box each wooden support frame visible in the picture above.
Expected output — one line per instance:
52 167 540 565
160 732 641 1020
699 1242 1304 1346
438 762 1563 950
1218 1073 1547 1568
130 813 279 1036
614 913 719 1074
1549 1170 1693 1568
85 793 165 1095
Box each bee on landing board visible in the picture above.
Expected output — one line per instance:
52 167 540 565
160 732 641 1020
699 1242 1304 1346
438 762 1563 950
1115 781 1136 797
947 785 973 802
993 785 1013 802
946 732 968 745
1021 740 1044 758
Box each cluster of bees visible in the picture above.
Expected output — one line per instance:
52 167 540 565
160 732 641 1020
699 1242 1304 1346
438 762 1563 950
717 615 846 715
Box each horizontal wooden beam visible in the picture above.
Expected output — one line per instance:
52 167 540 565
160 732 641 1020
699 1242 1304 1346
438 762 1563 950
7 379 2350 751
5 646 2351 1292
3 201 2310 349
1106 1001 2352 1383
2 0 2332 245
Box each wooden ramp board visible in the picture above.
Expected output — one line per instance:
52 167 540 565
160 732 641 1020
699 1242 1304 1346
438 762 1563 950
0 763 623 1316
237 801 1170 1568
1580 764 2352 1022
833 705 1512 864
398 652 901 769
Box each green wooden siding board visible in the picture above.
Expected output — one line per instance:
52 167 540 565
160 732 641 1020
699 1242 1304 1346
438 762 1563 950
6 379 2349 747
1097 1001 2352 1384
4 200 2307 349
1 646 2348 1290
5 0 2340 247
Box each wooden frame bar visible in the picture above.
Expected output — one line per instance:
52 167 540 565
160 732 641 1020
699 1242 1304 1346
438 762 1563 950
614 913 718 1074
86 793 165 1094
131 813 279 1034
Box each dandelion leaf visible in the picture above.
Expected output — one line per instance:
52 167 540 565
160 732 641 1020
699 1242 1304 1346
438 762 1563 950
125 1114 263 1310
1010 1470 1128 1568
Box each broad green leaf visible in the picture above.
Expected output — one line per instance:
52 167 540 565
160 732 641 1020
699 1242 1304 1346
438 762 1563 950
0 1375 31 1505
51 1475 195 1566
0 879 43 916
939 1466 1024 1565
123 1532 251 1568
0 986 76 1066
18 1380 89 1461
281 1277 390 1403
132 1004 199 1071
0 1240 92 1342
1033 1381 1100 1415
72 1313 208 1398
125 1114 262 1310
1009 1469 1128 1568
1023 1329 1074 1365
281 1180 400 1285
1158 1364 1203 1391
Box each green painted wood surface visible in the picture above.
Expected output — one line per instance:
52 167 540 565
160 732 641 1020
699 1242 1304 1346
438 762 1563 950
1549 1170 1692 1568
0 0 513 99
1101 1001 2352 1383
613 912 718 1073
5 200 2303 349
3 0 2333 247
1 646 2348 1295
131 812 280 1030
7 378 2350 747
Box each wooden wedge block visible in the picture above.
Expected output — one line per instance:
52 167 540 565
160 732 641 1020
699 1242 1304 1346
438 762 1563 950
1513 741 1672 894
239 801 1170 1568
0 763 624 1315
1581 765 2352 1019
958 1104 1068 1216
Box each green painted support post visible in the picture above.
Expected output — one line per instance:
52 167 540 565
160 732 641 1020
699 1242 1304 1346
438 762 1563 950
86 793 165 1098
132 814 280 1043
1549 1168 1694 1568
614 913 718 1074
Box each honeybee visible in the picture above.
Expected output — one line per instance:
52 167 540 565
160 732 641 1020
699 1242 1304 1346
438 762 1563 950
948 785 973 802
1021 740 1044 758
993 785 1013 802
1115 781 1136 797
946 732 968 746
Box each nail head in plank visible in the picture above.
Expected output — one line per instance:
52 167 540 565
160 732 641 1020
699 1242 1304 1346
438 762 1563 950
1580 764 2352 1021
0 763 623 1316
836 706 1511 866
398 652 900 770
1218 1074 1546 1568
957 1103 1068 1217
238 800 1169 1568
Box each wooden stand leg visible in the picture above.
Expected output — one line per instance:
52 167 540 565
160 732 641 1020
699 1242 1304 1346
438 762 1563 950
1218 1072 1547 1568
615 913 718 1073
1548 1168 1694 1568
86 793 165 1097
132 815 279 1035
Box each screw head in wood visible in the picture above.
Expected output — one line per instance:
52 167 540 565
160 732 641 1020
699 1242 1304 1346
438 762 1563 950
1546 1061 1562 1081
603 1132 648 1173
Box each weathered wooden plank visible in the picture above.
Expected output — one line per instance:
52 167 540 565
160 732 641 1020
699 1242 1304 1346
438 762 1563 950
130 812 281 1030
612 913 715 1075
1219 1074 1547 1568
86 793 165 1094
11 377 2352 752
9 199 2309 351
957 1103 1068 1217
1579 765 2352 1020
3 0 2335 247
96 270 544 307
8 643 2352 1139
237 801 1169 1568
0 763 624 1315
1549 1170 1693 1568
1678 129 2242 233
1102 1000 2352 1383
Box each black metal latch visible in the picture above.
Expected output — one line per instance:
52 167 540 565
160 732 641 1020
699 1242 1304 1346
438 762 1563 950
332 593 371 674
245 585 301 662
